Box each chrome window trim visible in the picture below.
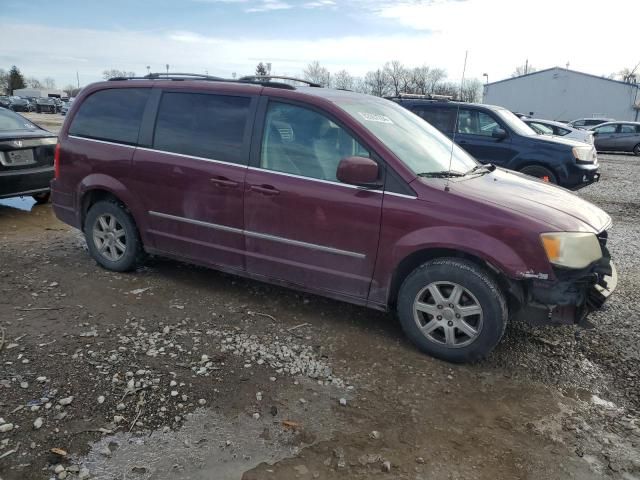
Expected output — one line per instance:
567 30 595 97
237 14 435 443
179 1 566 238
69 135 137 149
149 210 365 259
384 191 417 199
136 146 246 169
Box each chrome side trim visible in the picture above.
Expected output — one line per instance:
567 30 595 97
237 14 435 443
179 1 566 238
384 191 417 199
69 135 137 149
149 211 243 235
136 146 246 169
244 230 365 259
148 210 365 259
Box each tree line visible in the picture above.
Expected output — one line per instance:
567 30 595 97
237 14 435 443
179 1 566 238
0 65 77 97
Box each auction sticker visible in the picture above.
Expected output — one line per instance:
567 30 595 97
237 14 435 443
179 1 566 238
358 112 394 124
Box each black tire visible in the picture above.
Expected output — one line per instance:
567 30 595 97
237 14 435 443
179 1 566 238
32 191 50 204
519 165 557 184
397 258 508 363
84 200 142 272
633 144 640 156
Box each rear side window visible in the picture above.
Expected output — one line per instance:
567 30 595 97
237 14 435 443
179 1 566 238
69 88 150 145
413 106 455 133
620 124 639 134
153 92 251 164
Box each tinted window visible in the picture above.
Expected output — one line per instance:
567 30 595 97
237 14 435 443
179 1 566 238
456 109 500 136
556 126 571 136
529 122 553 135
595 124 617 134
69 88 150 144
153 93 251 164
261 102 370 182
620 124 639 134
414 106 455 133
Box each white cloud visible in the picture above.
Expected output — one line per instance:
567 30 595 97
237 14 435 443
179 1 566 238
246 0 293 12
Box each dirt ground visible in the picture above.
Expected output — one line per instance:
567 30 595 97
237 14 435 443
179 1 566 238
1 114 639 479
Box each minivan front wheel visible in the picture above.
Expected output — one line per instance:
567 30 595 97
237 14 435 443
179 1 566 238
84 200 141 272
519 165 557 184
397 258 507 363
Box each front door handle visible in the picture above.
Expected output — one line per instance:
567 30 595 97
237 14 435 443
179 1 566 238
210 176 239 188
250 184 280 196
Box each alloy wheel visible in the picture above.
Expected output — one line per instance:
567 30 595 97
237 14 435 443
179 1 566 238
413 281 483 348
92 214 127 261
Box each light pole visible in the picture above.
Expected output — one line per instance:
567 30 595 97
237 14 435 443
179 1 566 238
146 65 150 76
483 73 489 85
166 64 169 75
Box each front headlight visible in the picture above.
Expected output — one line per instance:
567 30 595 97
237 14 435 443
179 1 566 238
541 232 602 269
572 145 597 163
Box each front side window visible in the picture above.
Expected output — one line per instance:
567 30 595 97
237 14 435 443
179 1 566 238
334 96 477 175
456 109 500 137
595 124 617 134
69 88 150 144
153 92 251 164
260 102 370 181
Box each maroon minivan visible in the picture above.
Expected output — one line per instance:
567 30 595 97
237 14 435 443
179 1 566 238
51 75 617 363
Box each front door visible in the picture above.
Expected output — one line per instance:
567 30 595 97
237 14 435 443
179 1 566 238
454 108 516 166
243 100 383 299
131 90 256 271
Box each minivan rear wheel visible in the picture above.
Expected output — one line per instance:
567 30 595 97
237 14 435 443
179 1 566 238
84 200 141 272
397 258 507 363
519 165 557 184
32 191 50 204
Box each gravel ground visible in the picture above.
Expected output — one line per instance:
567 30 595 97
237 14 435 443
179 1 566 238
0 144 639 479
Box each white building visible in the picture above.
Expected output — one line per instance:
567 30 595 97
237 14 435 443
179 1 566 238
483 67 640 122
12 88 67 99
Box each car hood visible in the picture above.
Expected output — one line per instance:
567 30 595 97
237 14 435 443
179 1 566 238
433 168 611 233
531 134 589 148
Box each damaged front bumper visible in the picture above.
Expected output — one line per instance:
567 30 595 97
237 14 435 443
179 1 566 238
515 248 617 327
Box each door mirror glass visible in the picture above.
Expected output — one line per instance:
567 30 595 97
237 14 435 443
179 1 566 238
336 156 380 187
492 128 507 139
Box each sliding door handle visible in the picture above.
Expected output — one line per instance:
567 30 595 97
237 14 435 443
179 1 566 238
250 184 280 196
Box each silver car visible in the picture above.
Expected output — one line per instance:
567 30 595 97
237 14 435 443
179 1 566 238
524 118 594 145
590 121 640 156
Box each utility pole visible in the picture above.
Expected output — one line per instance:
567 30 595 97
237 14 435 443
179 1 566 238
525 59 529 75
76 71 80 88
166 64 169 75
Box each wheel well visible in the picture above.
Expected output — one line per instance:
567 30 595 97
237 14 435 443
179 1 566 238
388 248 523 310
518 162 558 179
80 189 123 229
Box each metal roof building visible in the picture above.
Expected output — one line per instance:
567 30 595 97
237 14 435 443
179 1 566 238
483 67 640 122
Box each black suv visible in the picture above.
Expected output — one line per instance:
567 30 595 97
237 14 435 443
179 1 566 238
392 97 600 189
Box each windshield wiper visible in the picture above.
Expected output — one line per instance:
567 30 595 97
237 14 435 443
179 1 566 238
466 163 496 175
418 170 466 178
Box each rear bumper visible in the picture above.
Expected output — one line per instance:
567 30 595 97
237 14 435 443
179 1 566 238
0 166 53 199
515 256 616 326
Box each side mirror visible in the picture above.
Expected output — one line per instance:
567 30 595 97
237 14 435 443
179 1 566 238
336 156 380 187
492 128 508 140
591 130 599 136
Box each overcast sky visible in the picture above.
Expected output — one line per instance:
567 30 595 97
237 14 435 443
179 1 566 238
2 0 639 88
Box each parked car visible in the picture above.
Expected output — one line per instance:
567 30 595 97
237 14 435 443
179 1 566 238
589 121 640 155
0 96 11 109
524 118 594 144
392 97 599 189
51 76 616 363
7 96 31 112
35 98 57 113
61 99 73 116
0 107 57 203
53 98 64 113
568 117 614 130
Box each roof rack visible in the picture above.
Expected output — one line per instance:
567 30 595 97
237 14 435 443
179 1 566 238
106 72 304 90
387 93 454 101
238 75 322 87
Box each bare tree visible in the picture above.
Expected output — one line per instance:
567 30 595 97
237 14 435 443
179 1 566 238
63 84 76 97
384 60 408 96
352 76 369 94
102 69 136 80
364 69 390 97
255 62 268 76
333 69 354 90
25 77 43 88
432 81 458 98
511 63 537 77
617 62 640 83
426 68 446 93
410 66 431 94
0 68 7 95
303 61 331 87
43 77 56 89
459 79 483 103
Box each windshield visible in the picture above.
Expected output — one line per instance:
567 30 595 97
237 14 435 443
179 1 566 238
335 97 477 175
0 108 39 131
